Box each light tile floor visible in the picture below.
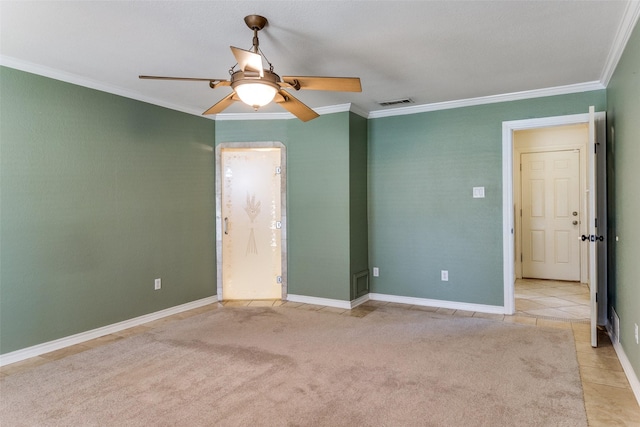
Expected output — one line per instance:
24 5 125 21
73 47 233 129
516 278 590 321
2 299 638 425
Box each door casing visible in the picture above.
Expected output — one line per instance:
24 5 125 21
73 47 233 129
502 112 606 321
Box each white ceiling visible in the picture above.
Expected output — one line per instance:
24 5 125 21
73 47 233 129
1 1 637 119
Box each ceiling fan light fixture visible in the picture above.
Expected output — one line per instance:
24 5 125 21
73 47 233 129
235 81 278 109
231 70 280 110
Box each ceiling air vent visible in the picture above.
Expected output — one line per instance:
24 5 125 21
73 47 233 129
377 98 414 107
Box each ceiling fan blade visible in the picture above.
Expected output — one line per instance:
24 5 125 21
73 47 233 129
139 75 230 84
230 46 264 77
275 90 319 122
202 92 237 115
281 76 361 92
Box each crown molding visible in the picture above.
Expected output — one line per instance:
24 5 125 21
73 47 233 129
348 103 369 119
1 55 607 123
213 103 368 121
600 0 640 86
213 111 294 121
0 56 364 122
0 55 210 119
367 81 605 119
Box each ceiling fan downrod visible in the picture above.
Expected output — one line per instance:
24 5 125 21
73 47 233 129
244 15 268 54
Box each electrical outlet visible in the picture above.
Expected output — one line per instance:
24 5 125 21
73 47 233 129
635 323 638 345
154 278 161 290
372 267 379 277
441 270 449 281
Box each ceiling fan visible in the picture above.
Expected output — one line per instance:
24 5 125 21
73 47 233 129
139 15 362 122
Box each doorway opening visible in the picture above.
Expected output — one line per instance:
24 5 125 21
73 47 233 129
513 125 588 320
215 142 287 301
502 111 606 329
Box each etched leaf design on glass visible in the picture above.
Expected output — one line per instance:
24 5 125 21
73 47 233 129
244 193 261 223
245 193 261 255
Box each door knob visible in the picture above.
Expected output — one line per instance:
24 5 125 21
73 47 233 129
572 211 578 216
573 220 578 225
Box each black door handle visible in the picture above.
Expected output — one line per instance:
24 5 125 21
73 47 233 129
582 235 604 242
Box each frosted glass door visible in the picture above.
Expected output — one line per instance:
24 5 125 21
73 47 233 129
221 148 282 299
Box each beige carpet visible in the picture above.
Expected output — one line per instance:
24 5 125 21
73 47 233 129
0 304 587 426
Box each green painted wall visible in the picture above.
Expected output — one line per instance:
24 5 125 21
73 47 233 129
368 91 606 306
349 113 369 298
215 113 353 301
606 22 640 380
0 67 216 354
0 61 620 358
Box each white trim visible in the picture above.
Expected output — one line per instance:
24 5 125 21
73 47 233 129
214 103 368 121
1 55 607 123
502 122 516 314
368 293 505 314
213 111 295 121
600 0 640 86
350 293 370 309
348 103 369 119
606 324 640 407
285 293 368 309
0 56 367 121
0 55 209 119
368 81 605 119
286 294 352 310
502 112 606 316
0 296 217 367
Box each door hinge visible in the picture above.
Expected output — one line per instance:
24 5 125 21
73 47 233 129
596 292 598 303
520 209 522 217
520 253 523 262
275 166 282 174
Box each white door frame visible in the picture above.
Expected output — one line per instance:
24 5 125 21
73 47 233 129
502 112 605 314
215 141 288 300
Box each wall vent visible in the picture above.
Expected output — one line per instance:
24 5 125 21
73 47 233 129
351 270 370 299
612 306 620 343
377 98 414 107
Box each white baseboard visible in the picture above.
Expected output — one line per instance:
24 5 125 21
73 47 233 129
606 324 640 406
287 292 504 314
0 296 218 367
286 294 352 310
350 294 370 308
368 293 505 314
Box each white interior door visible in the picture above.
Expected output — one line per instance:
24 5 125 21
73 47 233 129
587 106 598 347
220 147 282 300
521 150 581 280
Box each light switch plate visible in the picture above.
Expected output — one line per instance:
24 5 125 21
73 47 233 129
473 187 485 198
